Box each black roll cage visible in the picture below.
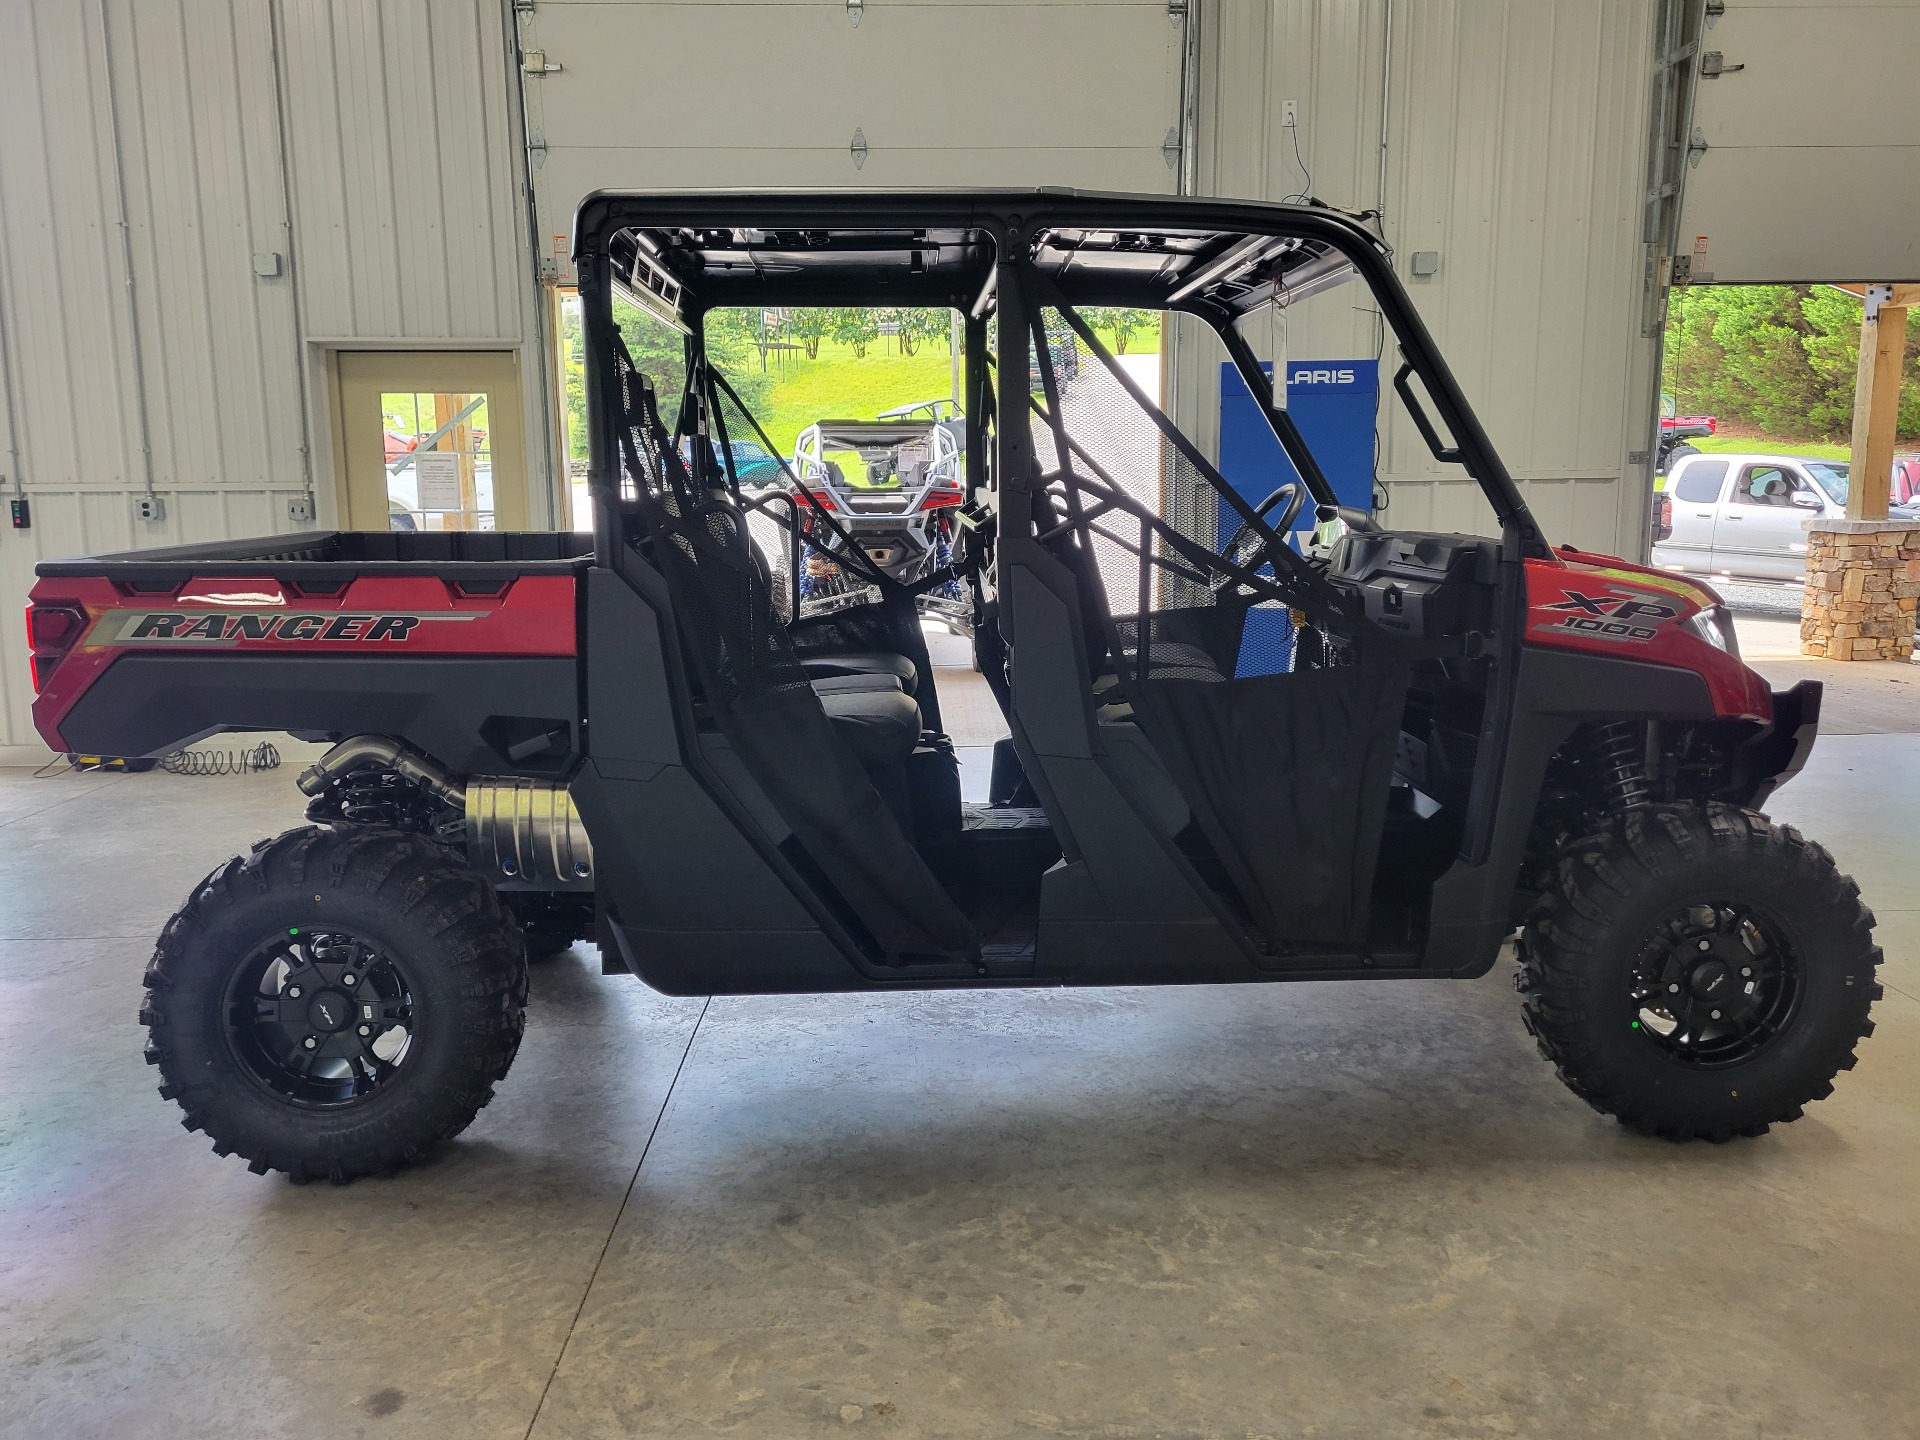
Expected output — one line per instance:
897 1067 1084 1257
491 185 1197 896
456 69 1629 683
573 189 1549 569
575 191 1546 920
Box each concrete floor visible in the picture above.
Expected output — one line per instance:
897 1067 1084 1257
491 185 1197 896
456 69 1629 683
4 651 1918 1437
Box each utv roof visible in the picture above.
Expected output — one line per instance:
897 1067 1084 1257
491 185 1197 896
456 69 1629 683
572 189 1383 320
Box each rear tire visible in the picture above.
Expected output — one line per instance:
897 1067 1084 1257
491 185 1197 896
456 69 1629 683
1662 440 1700 472
140 826 528 1183
1516 802 1880 1141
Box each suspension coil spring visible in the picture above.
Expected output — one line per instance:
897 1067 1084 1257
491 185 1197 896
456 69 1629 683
1591 721 1650 811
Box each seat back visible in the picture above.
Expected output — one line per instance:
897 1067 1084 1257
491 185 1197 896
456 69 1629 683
610 341 975 961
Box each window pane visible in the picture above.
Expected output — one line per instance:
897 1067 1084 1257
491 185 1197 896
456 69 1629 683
1672 459 1727 503
380 391 493 531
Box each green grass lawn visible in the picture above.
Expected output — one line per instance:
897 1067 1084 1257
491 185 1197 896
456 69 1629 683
749 341 957 457
1691 435 1850 460
744 320 1164 459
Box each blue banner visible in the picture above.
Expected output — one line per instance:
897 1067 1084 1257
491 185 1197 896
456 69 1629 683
1218 359 1380 532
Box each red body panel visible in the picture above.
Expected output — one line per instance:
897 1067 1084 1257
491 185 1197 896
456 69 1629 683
28 571 577 753
1524 547 1771 722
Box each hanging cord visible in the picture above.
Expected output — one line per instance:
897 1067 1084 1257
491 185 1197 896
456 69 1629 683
1281 113 1314 204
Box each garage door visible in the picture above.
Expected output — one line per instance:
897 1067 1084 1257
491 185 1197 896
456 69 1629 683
1677 1 1920 283
516 0 1188 278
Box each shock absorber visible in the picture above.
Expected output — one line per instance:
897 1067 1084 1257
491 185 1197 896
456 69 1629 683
1590 721 1651 811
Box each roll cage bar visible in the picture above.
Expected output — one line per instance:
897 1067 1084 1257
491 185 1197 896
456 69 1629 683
573 188 1548 566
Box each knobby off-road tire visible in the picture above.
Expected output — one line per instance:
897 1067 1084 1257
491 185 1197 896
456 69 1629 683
140 826 528 1183
522 931 575 962
1516 802 1880 1141
1662 441 1701 472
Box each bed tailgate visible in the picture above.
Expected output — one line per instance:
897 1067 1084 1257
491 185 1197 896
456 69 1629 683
27 544 584 771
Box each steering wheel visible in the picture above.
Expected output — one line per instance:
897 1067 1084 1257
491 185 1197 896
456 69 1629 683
1223 482 1306 568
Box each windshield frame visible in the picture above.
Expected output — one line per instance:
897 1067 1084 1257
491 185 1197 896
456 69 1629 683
1802 460 1850 504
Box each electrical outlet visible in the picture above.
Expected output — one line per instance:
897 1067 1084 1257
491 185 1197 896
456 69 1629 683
1281 99 1298 128
287 494 316 525
133 495 165 523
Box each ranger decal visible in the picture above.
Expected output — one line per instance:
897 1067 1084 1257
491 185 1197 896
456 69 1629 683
86 610 484 648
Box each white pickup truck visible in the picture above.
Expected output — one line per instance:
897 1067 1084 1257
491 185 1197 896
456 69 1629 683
1652 452 1918 583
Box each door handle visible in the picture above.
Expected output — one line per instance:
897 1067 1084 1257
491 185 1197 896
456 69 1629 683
1724 514 1742 520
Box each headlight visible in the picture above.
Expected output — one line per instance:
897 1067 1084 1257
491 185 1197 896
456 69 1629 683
1683 604 1739 658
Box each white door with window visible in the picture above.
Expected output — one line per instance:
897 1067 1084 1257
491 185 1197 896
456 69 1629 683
1715 462 1819 581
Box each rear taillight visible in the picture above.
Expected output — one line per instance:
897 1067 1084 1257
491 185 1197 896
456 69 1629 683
25 602 87 694
920 488 962 510
800 489 838 513
1658 495 1672 527
1705 418 1717 434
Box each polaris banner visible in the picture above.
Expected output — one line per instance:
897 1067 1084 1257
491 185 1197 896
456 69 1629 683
1218 360 1380 534
1217 360 1379 676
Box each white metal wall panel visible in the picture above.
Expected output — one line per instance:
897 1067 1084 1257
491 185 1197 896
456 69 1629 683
277 0 530 340
0 0 310 760
1195 0 1659 557
0 0 543 761
519 0 1184 265
110 0 304 491
0 1 141 494
1678 2 1920 282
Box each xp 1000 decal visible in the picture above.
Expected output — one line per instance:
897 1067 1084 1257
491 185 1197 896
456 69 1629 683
1525 559 1717 649
1534 589 1678 644
1522 556 1768 721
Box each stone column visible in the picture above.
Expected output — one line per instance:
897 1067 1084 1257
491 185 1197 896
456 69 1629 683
1800 518 1920 660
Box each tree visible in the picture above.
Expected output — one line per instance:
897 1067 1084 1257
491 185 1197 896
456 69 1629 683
560 299 775 463
786 308 834 360
704 308 775 415
1663 285 1920 443
890 308 949 357
1084 306 1156 356
829 308 881 359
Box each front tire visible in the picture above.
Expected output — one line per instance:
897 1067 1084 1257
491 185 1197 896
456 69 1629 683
140 827 528 1183
1517 803 1880 1141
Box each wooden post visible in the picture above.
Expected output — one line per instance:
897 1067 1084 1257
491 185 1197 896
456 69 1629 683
1847 285 1916 522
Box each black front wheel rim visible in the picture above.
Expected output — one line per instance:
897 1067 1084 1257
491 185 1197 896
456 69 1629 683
1629 901 1802 1069
223 927 421 1108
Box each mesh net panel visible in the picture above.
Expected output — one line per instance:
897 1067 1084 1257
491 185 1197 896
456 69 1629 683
1032 309 1323 680
707 366 894 625
610 339 974 959
1026 302 1398 947
706 358 948 732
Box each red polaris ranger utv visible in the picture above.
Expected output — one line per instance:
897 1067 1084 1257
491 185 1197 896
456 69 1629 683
27 192 1876 1184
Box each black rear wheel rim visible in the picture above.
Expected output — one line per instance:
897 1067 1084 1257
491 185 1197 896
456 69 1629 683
1629 901 1802 1069
222 927 421 1108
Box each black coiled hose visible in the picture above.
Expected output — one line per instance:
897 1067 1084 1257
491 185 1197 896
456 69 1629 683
158 742 282 777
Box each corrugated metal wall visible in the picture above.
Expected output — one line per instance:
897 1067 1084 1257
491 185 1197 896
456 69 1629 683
1191 0 1660 556
1 0 1667 761
0 0 542 762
